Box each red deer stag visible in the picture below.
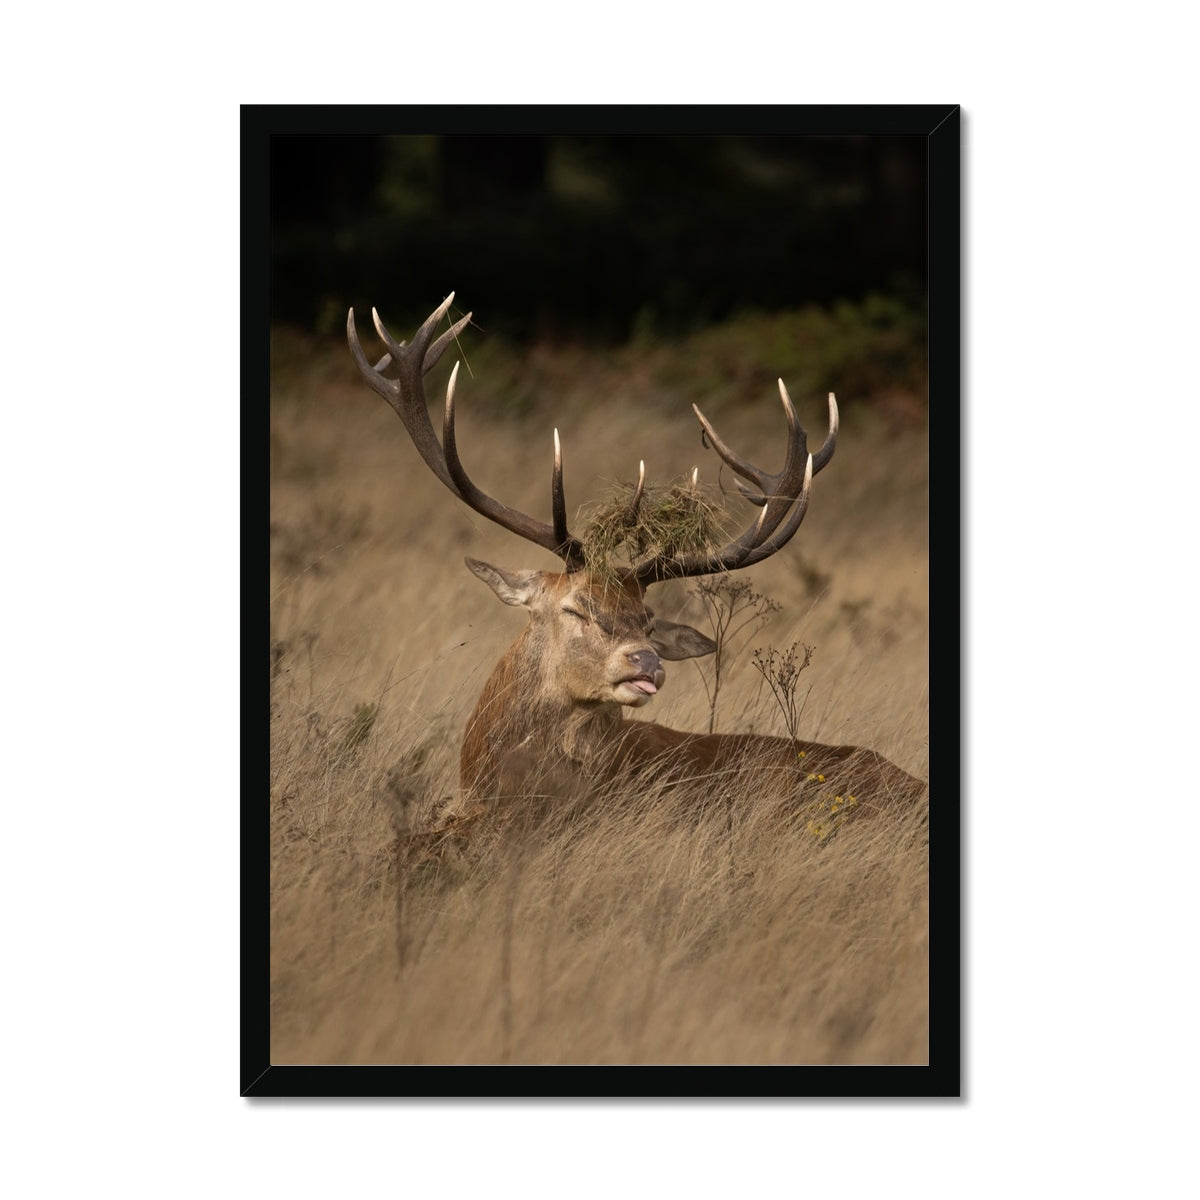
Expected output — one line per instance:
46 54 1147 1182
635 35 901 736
347 294 924 839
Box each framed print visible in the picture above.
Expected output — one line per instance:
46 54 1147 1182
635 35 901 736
251 105 959 1096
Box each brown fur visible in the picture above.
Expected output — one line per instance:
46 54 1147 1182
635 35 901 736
608 723 925 812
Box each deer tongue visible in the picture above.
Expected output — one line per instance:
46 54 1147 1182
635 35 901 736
627 677 658 695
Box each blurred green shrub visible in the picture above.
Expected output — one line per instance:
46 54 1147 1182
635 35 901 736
669 293 926 411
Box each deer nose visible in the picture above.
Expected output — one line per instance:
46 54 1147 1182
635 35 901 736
626 649 663 680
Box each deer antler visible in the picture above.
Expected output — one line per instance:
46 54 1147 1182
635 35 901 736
347 294 586 568
630 381 838 586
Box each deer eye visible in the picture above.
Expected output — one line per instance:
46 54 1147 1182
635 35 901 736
562 606 589 622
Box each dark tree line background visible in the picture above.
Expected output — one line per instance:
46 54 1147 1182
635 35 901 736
269 134 926 344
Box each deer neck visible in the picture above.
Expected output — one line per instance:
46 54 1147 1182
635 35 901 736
460 629 626 799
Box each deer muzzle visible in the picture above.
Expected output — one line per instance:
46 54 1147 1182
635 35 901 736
623 649 665 696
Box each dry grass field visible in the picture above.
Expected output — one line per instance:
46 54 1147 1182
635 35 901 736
268 307 929 1066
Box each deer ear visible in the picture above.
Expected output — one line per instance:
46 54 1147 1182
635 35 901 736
651 618 717 661
465 557 545 608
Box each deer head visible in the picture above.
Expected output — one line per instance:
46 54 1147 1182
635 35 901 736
464 557 717 709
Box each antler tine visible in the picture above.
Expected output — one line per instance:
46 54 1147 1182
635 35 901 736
626 460 646 523
738 452 813 566
425 313 474 376
441 362 585 567
348 296 585 568
691 403 771 494
813 391 839 474
346 307 382 381
551 429 571 553
632 379 836 586
371 306 406 359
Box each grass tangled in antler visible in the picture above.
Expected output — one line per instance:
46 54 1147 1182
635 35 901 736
578 476 728 577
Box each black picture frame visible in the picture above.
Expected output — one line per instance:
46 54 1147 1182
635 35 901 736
249 104 960 1098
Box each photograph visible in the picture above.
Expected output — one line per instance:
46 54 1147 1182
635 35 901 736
256 107 957 1094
